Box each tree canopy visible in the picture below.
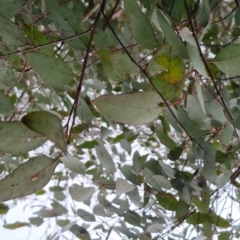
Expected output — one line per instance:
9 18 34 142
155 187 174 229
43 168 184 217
1 0 240 239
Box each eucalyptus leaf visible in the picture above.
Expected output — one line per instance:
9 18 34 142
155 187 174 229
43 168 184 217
0 155 59 202
92 92 162 125
26 52 74 88
123 0 159 49
0 121 47 154
22 111 67 154
69 184 95 202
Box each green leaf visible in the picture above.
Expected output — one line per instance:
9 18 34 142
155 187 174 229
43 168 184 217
156 191 179 211
29 217 43 227
110 51 139 78
177 106 208 138
22 111 67 154
0 14 28 52
179 27 208 77
219 122 233 145
155 55 185 83
212 44 240 76
0 155 59 202
46 1 87 50
168 147 183 161
0 203 9 214
0 121 47 154
186 212 209 224
209 212 231 227
125 211 142 227
22 25 54 55
116 178 135 197
152 74 185 101
69 184 95 202
61 156 86 175
3 222 30 229
156 10 188 58
0 59 16 87
26 51 74 88
156 130 176 150
120 165 139 185
69 224 91 240
97 50 123 82
186 94 211 130
0 94 13 113
152 175 172 190
123 0 159 49
95 139 116 173
92 92 162 125
0 0 27 18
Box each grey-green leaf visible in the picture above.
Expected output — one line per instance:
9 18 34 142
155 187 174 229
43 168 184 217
123 0 159 49
0 121 47 154
157 10 188 59
69 184 95 202
22 111 67 154
95 139 116 173
61 156 86 175
0 94 13 113
212 44 240 76
92 92 162 125
0 155 59 202
0 14 28 52
0 0 27 18
26 52 74 88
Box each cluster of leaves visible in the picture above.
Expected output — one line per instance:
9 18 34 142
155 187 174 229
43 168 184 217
1 0 240 239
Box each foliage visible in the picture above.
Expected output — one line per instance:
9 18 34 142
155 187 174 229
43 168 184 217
1 0 240 239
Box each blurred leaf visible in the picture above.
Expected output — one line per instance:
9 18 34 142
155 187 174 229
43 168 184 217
92 92 162 125
168 147 183 161
123 0 159 49
177 106 208 138
29 217 43 227
46 1 87 50
209 212 230 227
61 156 86 175
116 178 135 197
187 212 209 224
0 60 16 87
0 203 9 214
125 211 142 227
156 130 176 150
77 209 96 222
95 138 116 173
156 191 178 211
152 175 172 190
35 207 63 218
22 111 67 154
0 14 28 52
0 94 13 113
26 52 74 88
0 155 59 202
0 0 27 18
3 221 30 229
69 224 91 240
110 51 139 78
69 184 95 202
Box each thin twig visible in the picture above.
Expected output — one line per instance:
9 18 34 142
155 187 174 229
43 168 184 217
66 0 107 142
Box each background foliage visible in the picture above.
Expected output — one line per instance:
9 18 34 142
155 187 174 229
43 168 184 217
1 0 240 239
